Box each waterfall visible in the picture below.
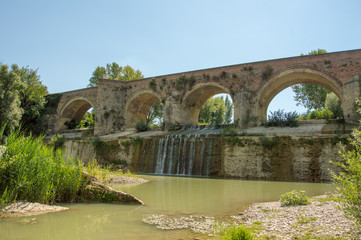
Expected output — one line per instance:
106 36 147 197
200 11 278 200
137 125 219 176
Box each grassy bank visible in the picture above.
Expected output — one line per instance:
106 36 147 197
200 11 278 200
0 128 84 207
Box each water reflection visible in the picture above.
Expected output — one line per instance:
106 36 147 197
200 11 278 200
0 176 334 240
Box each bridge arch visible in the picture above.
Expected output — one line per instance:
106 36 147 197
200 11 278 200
257 67 343 123
125 90 162 127
59 97 94 130
183 83 233 125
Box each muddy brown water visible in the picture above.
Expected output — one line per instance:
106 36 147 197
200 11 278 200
0 175 334 240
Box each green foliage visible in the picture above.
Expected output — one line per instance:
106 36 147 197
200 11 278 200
293 49 331 112
77 111 94 129
325 92 343 119
149 78 157 91
132 136 143 146
224 96 234 124
0 65 24 133
265 109 299 127
85 159 135 183
307 109 333 120
88 63 143 87
0 64 48 135
0 128 84 207
259 137 277 149
280 190 310 206
146 102 163 127
262 65 273 81
331 106 361 229
135 119 148 132
292 84 331 111
219 224 254 240
300 48 327 56
199 96 233 125
49 134 65 150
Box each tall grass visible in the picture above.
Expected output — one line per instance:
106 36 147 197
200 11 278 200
0 128 84 207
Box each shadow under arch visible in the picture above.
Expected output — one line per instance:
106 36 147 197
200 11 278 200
59 97 94 130
257 67 343 123
183 83 233 125
125 90 161 127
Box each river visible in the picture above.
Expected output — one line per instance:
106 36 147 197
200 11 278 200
0 175 334 240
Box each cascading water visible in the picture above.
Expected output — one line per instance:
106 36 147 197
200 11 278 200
134 125 222 177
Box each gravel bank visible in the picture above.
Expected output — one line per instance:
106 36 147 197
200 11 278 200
232 195 359 239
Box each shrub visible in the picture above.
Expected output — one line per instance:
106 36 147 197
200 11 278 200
280 190 310 206
331 109 361 229
219 224 254 240
265 109 299 127
307 109 333 120
0 127 84 207
135 119 148 132
49 133 65 150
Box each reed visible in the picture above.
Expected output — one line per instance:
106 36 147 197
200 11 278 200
0 128 84 207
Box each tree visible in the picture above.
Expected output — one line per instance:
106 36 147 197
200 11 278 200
224 95 233 124
292 84 331 111
0 65 23 133
88 63 143 87
292 49 331 111
199 97 227 125
146 102 163 127
12 65 48 131
325 92 343 119
0 64 48 134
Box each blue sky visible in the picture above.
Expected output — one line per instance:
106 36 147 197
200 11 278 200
1 0 361 114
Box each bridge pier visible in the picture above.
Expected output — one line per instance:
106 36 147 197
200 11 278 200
343 75 361 124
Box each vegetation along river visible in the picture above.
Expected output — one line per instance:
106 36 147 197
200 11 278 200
0 175 334 240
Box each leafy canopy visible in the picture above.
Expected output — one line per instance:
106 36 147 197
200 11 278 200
199 95 233 125
88 63 143 87
0 64 48 134
292 49 331 111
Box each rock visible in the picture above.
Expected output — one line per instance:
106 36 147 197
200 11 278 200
0 202 68 218
81 171 144 205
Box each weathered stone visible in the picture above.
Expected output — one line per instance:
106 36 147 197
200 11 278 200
80 171 144 205
45 49 361 135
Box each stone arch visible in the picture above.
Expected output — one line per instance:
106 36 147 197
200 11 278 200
59 97 94 130
182 83 233 125
125 90 161 127
257 67 343 123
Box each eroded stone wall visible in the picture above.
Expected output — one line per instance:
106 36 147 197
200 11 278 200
63 135 347 182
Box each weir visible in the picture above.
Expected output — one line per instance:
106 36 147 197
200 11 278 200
132 125 222 176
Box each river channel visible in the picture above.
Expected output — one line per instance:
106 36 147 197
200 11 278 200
0 175 334 240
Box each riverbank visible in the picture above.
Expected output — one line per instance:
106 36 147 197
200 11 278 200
0 174 148 218
142 194 359 239
234 194 359 239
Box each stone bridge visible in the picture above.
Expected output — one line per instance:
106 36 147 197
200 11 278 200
46 49 361 135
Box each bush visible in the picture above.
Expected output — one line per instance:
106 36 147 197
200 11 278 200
331 110 361 229
0 127 84 207
307 109 333 120
49 133 65 150
135 119 148 132
280 190 310 206
265 109 299 127
220 225 254 240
